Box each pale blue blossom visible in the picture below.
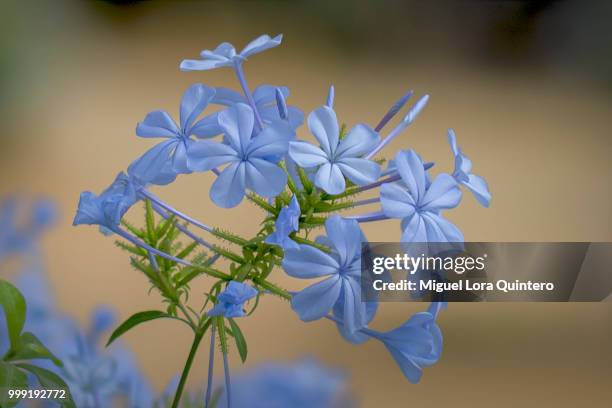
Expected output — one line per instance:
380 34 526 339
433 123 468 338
208 281 258 318
180 34 282 71
128 84 220 185
289 106 381 194
380 150 463 243
187 103 289 208
448 129 491 207
265 195 300 250
282 215 367 334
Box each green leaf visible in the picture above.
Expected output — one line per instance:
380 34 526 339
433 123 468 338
16 363 76 408
0 279 26 349
107 310 173 346
0 361 28 408
227 318 248 363
6 332 62 367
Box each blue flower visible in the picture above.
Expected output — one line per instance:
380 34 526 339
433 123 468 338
180 34 282 71
208 281 258 318
216 359 349 408
73 172 140 234
282 215 367 334
128 84 220 185
213 85 304 131
380 150 463 243
289 106 381 194
448 129 491 207
187 103 290 208
265 195 300 250
367 309 443 384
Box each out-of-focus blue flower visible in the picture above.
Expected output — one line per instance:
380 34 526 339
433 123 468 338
289 106 381 194
128 84 220 185
180 34 282 71
448 129 491 207
380 150 463 243
208 281 258 318
282 215 367 334
215 359 350 408
366 309 443 384
187 103 289 208
73 172 140 234
0 198 57 260
265 195 300 250
213 85 304 131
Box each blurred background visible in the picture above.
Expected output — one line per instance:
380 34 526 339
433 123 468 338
1 0 611 406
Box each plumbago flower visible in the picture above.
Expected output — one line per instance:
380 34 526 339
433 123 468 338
289 106 381 194
448 129 491 207
73 33 491 407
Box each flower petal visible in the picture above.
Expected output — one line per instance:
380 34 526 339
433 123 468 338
288 141 328 168
283 245 340 278
291 276 341 322
380 183 416 219
421 173 461 212
339 277 366 334
336 157 381 186
336 124 380 158
172 141 191 174
190 112 223 139
314 163 345 195
240 34 283 58
180 84 215 132
218 103 254 153
246 124 290 158
325 215 363 267
180 59 232 71
136 111 179 138
211 87 245 106
187 141 239 172
210 162 246 208
421 213 464 243
244 158 287 197
395 150 426 203
308 106 339 157
464 174 491 207
128 140 178 185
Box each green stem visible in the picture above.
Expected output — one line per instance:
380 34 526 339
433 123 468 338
171 330 205 408
291 235 332 253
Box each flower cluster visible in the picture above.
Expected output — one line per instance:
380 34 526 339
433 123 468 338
73 34 491 406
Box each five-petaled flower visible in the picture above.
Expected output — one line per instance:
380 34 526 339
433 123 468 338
265 195 301 250
282 215 367 334
208 281 258 318
73 172 141 234
448 129 491 207
289 106 381 195
187 103 290 208
180 34 283 71
128 84 221 185
380 150 463 243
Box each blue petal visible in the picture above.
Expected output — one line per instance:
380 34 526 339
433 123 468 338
283 245 340 278
395 150 426 203
73 192 103 226
380 183 416 219
325 215 362 267
180 59 232 71
336 157 381 186
420 173 461 212
307 106 339 157
314 163 345 195
336 124 380 158
190 112 223 138
246 125 290 158
245 158 287 197
180 83 215 133
202 42 237 59
218 103 254 154
128 139 178 185
172 140 191 174
136 110 179 138
187 140 239 172
291 276 341 322
333 299 378 344
240 34 283 58
338 277 366 334
421 213 464 243
211 87 245 106
252 84 283 106
210 161 246 208
464 174 491 207
288 141 328 168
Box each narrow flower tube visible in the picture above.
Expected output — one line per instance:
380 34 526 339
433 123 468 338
113 227 191 266
355 173 402 193
375 90 413 132
204 324 216 408
139 189 213 232
223 350 232 408
345 211 389 223
326 85 335 108
366 94 430 160
352 197 380 207
233 62 264 130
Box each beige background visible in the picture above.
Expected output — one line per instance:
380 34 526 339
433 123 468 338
1 1 610 406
